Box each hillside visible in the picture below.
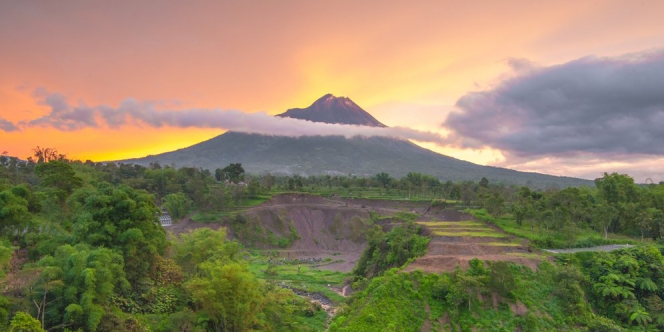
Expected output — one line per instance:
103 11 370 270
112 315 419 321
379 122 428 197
122 94 592 188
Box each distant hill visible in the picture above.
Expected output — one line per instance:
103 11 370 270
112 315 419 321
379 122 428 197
122 95 592 188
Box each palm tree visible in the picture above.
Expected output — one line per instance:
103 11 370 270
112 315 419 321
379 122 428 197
629 304 652 331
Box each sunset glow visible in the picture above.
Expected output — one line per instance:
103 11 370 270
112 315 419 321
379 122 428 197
2 0 664 181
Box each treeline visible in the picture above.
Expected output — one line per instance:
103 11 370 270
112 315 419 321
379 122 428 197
0 154 323 331
468 173 664 247
6 149 664 245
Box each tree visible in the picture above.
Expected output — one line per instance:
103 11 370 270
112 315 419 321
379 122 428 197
375 172 392 189
261 173 276 191
32 147 66 164
35 161 82 205
36 244 129 331
593 202 618 239
186 262 264 332
218 163 245 183
247 179 261 198
172 228 242 276
629 304 652 330
162 192 192 220
9 312 44 332
0 189 31 237
70 183 166 289
594 173 642 233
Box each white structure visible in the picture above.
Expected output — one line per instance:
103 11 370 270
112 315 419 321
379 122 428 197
159 211 172 227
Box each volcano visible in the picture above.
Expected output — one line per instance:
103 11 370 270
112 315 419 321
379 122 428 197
276 94 386 127
122 94 590 188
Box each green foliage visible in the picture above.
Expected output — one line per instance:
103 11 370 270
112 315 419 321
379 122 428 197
574 245 664 330
162 191 192 220
375 172 392 188
334 262 601 331
470 208 637 249
353 220 429 279
7 150 664 331
9 312 44 332
69 183 166 288
0 188 32 238
35 161 82 204
0 295 11 329
216 163 245 183
185 262 263 331
247 256 348 304
172 228 242 276
36 244 129 331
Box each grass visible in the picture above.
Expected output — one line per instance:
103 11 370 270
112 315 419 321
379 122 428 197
485 242 521 247
247 254 349 303
240 195 271 207
506 252 549 259
291 310 329 331
426 226 495 231
431 230 507 238
416 220 484 227
468 209 640 249
417 219 508 238
190 210 232 222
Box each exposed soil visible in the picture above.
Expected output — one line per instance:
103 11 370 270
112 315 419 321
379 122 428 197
422 302 432 332
168 194 423 272
2 248 36 296
404 210 543 273
510 300 528 316
168 194 545 276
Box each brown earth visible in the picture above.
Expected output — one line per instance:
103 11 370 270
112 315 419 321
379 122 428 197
404 210 543 273
168 194 544 275
166 194 389 272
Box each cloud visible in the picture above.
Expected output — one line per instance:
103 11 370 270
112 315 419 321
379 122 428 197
444 50 664 159
27 88 98 130
494 154 664 183
0 117 19 132
22 90 448 145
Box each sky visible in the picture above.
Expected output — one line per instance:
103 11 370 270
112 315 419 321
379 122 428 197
1 0 664 182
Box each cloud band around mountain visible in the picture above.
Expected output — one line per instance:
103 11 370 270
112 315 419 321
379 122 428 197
12 88 447 145
444 49 664 158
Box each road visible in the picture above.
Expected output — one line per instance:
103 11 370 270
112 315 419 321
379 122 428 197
543 244 634 254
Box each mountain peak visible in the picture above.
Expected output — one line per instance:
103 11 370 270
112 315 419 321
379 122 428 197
277 94 387 127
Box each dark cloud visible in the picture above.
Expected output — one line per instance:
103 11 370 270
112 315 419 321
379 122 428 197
0 117 19 132
27 88 98 130
22 89 448 145
445 50 664 158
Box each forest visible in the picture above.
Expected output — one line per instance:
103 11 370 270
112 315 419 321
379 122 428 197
2 148 664 331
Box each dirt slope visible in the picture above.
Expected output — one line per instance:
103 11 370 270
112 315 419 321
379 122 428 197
404 210 545 273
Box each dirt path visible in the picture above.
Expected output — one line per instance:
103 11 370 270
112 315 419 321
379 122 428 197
543 244 634 254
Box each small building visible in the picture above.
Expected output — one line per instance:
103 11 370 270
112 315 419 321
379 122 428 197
159 210 172 227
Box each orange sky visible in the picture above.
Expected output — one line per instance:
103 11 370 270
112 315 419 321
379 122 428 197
1 0 663 180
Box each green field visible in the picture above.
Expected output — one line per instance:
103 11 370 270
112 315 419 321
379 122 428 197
247 254 349 303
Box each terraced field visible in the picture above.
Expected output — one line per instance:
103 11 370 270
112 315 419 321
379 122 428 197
404 212 548 272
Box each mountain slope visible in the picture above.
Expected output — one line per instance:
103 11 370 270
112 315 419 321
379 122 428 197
122 95 592 188
125 132 589 188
